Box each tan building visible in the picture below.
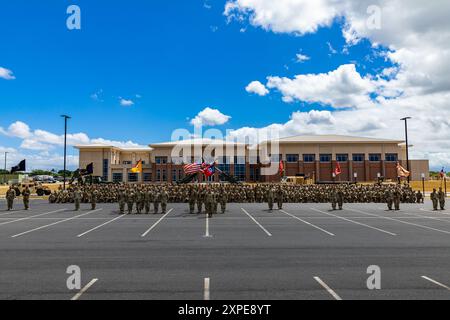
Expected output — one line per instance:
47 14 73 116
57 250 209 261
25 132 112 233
75 135 429 183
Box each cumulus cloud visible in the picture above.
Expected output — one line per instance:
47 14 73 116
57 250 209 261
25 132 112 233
245 80 269 96
0 66 15 80
267 64 375 107
191 107 232 127
120 98 134 107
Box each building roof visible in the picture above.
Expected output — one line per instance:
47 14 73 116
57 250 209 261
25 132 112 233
262 135 404 144
150 138 247 148
74 144 153 152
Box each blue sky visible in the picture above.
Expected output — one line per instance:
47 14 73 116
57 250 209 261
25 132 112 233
1 1 447 170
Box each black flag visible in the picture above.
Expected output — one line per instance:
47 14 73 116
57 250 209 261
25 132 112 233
11 160 26 173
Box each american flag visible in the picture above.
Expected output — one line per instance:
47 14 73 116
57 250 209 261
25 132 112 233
183 163 203 175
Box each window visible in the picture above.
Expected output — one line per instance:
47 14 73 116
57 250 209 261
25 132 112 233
369 154 381 162
303 154 315 163
143 173 152 182
352 154 364 162
385 153 398 162
122 161 132 165
141 161 146 165
250 167 260 182
172 169 177 182
162 170 167 182
155 156 168 164
178 170 184 180
103 159 109 181
234 156 246 165
128 173 138 182
286 154 299 163
270 154 281 162
218 163 230 176
336 154 349 162
320 154 332 163
172 156 183 165
156 169 161 181
112 173 123 183
248 156 259 165
234 164 246 182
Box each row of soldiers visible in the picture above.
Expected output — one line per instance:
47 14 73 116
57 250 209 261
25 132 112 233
3 186 30 211
48 183 422 204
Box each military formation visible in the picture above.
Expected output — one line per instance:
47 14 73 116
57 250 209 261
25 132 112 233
42 182 444 214
2 182 446 214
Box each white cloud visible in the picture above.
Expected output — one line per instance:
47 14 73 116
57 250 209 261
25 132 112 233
0 66 15 80
191 107 232 127
267 64 375 107
120 98 134 107
245 80 269 96
295 53 310 63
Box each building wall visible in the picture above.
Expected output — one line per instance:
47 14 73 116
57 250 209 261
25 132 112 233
77 141 430 183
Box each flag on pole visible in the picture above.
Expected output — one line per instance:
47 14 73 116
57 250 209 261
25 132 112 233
334 162 342 176
279 160 285 175
440 167 446 179
396 161 410 178
183 163 203 175
131 160 143 173
203 164 216 177
11 160 26 173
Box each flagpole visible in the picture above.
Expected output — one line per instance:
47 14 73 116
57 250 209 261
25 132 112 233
61 115 71 190
2 152 7 185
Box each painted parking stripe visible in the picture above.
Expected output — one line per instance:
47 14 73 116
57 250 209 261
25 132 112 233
204 212 212 238
394 209 450 225
0 209 66 227
11 209 103 238
420 208 450 216
422 276 450 291
280 210 335 236
311 208 397 236
204 278 210 301
71 278 98 301
241 208 272 237
0 211 16 217
349 208 450 235
77 214 127 238
141 208 173 237
314 277 342 301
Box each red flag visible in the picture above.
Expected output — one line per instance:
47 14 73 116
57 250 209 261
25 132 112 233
279 160 284 175
334 162 342 176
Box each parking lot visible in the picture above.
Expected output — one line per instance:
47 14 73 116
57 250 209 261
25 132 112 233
0 198 449 300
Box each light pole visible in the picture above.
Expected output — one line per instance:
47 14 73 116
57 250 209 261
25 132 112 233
401 117 412 183
3 152 8 184
61 115 71 190
421 173 425 198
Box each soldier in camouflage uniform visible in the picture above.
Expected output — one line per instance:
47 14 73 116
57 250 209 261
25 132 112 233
118 188 126 214
160 188 169 214
438 187 445 210
73 188 81 211
143 187 152 214
218 188 227 214
188 187 197 214
154 189 161 214
126 189 135 214
22 186 31 210
431 188 438 211
267 187 275 211
6 186 15 211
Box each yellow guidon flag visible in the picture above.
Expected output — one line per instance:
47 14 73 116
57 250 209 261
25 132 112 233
131 160 143 173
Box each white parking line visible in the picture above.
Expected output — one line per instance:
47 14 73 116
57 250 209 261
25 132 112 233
280 210 335 236
141 208 173 237
420 208 450 216
349 208 450 235
11 209 103 238
241 208 272 237
0 211 15 217
204 278 210 300
422 276 450 291
314 277 342 301
204 213 212 238
0 209 66 227
394 210 450 225
311 208 397 236
71 278 98 300
77 214 127 238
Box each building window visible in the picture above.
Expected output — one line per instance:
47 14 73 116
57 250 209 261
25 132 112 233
286 154 299 163
369 154 381 162
385 153 398 162
143 173 152 182
172 156 183 165
352 154 364 162
320 154 332 163
270 154 282 162
112 173 123 183
128 173 138 183
122 161 132 165
250 167 261 182
234 156 246 165
178 170 184 180
336 154 349 162
234 164 246 182
172 169 177 182
103 159 109 181
162 170 167 182
303 154 315 163
248 156 259 165
218 164 230 176
155 156 168 164
141 161 146 165
156 169 161 181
